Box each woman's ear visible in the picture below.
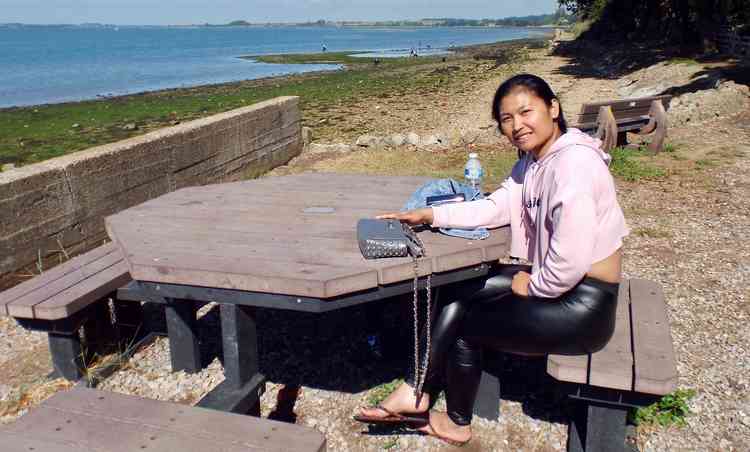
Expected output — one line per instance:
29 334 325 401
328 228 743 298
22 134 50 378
550 99 561 120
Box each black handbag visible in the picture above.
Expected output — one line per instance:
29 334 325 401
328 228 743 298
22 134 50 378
356 219 425 259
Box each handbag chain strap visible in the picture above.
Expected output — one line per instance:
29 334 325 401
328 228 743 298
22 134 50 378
405 223 431 398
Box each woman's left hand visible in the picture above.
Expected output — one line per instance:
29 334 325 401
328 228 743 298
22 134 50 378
511 271 531 297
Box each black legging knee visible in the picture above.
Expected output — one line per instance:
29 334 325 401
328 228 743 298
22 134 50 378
412 264 619 426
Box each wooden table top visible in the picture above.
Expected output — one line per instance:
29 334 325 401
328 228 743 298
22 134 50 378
105 173 509 298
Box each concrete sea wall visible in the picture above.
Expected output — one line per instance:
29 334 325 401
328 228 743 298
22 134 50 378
0 96 302 284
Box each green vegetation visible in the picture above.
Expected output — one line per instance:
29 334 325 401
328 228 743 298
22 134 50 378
367 379 403 406
631 388 696 427
609 146 666 181
560 0 750 46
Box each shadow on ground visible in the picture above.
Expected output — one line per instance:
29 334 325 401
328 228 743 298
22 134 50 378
140 295 575 425
551 38 749 97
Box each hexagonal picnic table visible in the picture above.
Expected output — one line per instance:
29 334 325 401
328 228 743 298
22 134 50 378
106 172 509 413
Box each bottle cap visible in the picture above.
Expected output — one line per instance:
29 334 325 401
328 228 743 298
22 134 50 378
468 152 478 159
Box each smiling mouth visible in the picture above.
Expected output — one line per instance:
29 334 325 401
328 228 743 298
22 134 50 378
514 132 532 141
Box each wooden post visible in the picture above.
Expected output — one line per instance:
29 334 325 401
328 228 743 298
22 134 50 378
165 299 201 373
595 106 618 152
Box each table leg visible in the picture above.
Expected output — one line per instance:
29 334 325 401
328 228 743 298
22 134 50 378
568 401 628 452
197 304 265 414
165 299 201 373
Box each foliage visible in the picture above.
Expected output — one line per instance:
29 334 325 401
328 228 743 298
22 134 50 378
630 389 696 427
558 0 750 46
609 146 665 181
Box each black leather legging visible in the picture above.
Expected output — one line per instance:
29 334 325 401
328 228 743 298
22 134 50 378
407 264 618 426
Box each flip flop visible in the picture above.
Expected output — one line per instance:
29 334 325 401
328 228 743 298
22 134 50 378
418 415 472 447
353 405 429 427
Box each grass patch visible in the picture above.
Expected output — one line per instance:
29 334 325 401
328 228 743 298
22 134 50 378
609 147 666 181
695 158 719 169
367 379 403 406
308 145 518 190
630 388 696 427
666 57 700 66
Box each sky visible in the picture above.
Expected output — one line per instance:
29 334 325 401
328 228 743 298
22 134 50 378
1 0 560 25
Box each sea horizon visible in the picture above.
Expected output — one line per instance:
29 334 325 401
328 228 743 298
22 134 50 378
0 25 548 108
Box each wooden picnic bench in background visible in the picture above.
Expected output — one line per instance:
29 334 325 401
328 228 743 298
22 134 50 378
573 95 672 153
474 278 677 452
0 242 140 381
0 387 326 452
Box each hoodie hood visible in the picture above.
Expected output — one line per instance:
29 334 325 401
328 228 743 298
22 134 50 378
539 128 611 166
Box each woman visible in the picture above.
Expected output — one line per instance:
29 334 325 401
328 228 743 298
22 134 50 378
355 73 629 446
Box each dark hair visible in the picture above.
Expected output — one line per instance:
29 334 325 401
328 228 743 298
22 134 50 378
491 73 567 133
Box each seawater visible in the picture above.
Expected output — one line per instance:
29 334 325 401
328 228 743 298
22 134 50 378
0 25 546 108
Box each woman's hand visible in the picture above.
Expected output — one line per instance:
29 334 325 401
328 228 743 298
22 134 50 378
376 208 434 226
511 271 531 297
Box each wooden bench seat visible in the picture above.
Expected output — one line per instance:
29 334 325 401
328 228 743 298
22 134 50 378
0 242 133 380
473 278 676 452
573 95 672 153
0 387 326 452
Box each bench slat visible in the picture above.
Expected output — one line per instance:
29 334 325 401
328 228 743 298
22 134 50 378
0 242 118 317
576 95 672 115
0 388 326 452
33 261 132 320
1 432 89 452
7 251 128 320
630 279 678 395
589 280 634 390
546 281 633 387
577 106 654 124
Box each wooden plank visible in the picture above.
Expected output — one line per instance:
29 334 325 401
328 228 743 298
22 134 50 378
7 252 127 319
33 261 132 320
546 354 588 384
588 280 634 391
630 279 678 395
109 211 507 292
577 95 672 115
0 243 118 317
1 387 325 452
0 432 91 452
126 250 379 298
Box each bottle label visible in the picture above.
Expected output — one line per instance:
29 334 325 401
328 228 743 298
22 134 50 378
464 167 483 179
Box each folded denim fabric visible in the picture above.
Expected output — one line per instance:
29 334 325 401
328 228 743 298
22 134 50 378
402 178 489 240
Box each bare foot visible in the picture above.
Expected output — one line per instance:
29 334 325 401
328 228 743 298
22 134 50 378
418 410 472 445
358 382 430 419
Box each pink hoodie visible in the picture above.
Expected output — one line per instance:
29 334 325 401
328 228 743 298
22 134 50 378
431 129 629 298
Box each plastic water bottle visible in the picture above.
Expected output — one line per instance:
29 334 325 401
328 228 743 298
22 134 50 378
464 152 483 191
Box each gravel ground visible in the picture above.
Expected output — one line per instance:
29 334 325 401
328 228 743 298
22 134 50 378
2 40 749 451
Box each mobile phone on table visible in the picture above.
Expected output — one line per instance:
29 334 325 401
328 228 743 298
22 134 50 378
425 193 466 206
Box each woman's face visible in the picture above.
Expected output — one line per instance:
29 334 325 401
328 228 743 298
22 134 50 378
497 88 560 158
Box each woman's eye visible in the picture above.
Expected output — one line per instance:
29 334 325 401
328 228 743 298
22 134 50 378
501 116 511 123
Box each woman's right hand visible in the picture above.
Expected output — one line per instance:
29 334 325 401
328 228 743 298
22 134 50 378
376 207 434 226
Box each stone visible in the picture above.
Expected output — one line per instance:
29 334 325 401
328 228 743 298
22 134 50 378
302 127 312 147
307 143 352 154
405 132 420 145
355 134 383 147
122 123 138 131
387 134 405 146
1 163 15 172
71 123 81 129
420 135 439 146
